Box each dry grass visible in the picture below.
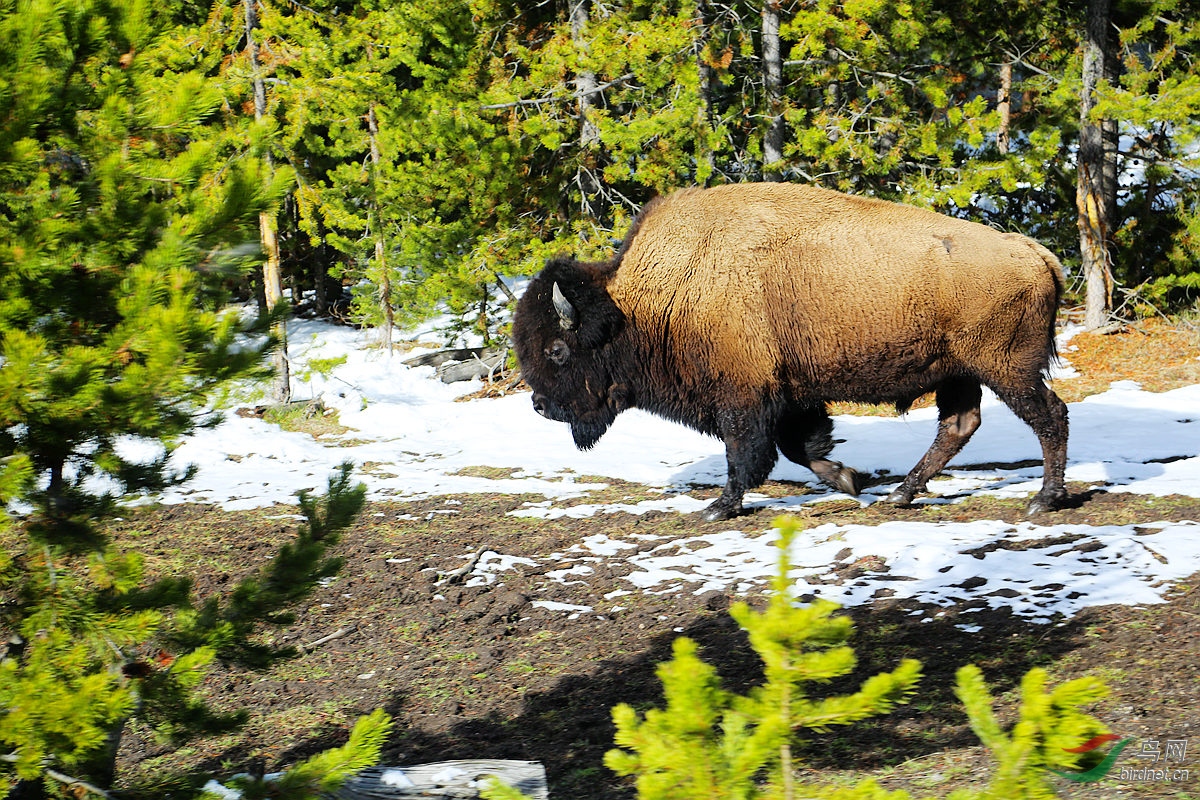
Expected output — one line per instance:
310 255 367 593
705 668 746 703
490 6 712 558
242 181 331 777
1052 317 1200 402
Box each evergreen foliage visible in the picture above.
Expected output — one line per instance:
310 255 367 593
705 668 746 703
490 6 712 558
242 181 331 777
2 0 1192 783
0 464 373 798
202 709 393 800
346 0 1200 323
23 0 1187 332
597 516 1120 800
955 664 1111 799
1096 0 1200 313
0 0 292 533
605 516 922 799
480 778 539 800
0 1 389 795
168 462 361 668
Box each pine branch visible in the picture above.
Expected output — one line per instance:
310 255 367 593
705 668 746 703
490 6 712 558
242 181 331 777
490 273 518 303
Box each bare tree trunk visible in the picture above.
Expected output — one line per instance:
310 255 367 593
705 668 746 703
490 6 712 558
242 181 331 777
694 0 717 184
1102 117 1120 226
367 102 395 353
260 212 291 402
570 0 605 221
477 286 491 347
244 0 290 401
1077 0 1116 330
313 236 329 317
761 0 784 181
997 60 1012 155
373 240 392 352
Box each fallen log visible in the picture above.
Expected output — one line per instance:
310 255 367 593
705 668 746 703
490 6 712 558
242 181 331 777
436 352 505 384
402 348 489 369
327 760 548 799
402 348 508 384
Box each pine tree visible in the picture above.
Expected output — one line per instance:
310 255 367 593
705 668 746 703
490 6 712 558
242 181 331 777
205 709 393 800
282 2 429 350
158 0 304 400
0 1 385 795
1077 0 1119 329
0 0 278 532
605 517 922 800
42 0 1191 348
955 665 1112 800
1092 0 1200 315
1 460 375 797
241 0 293 401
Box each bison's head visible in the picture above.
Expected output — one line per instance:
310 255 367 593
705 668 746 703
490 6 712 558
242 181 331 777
512 256 628 449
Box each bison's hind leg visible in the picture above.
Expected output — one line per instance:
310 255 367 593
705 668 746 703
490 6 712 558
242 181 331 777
991 381 1069 515
887 378 982 506
776 405 862 496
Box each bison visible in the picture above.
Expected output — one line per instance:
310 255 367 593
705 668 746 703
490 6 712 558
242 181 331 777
512 182 1068 521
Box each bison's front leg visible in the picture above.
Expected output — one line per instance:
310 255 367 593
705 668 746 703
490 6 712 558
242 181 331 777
888 379 983 506
703 408 779 522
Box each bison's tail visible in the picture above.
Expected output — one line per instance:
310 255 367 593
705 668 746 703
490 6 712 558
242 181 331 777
1003 233 1066 366
1035 240 1067 366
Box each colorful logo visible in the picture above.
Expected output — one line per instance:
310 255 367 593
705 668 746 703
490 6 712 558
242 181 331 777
1049 734 1134 783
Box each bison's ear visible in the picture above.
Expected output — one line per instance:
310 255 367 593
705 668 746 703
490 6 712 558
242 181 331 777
541 256 623 348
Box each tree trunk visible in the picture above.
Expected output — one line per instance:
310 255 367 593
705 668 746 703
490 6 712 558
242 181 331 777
761 0 785 181
570 0 605 220
997 60 1012 155
313 239 329 317
260 210 291 402
477 287 490 347
693 0 717 184
367 102 395 353
1077 0 1116 329
245 0 291 400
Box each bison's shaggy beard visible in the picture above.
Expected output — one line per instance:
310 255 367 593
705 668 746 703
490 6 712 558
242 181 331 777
570 409 616 450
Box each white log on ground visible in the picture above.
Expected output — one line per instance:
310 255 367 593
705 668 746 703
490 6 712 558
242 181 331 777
402 348 508 384
327 760 548 799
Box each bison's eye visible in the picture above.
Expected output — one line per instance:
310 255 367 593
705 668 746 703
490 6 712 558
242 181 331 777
546 339 570 366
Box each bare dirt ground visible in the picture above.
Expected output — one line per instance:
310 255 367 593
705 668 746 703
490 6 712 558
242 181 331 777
110 321 1200 799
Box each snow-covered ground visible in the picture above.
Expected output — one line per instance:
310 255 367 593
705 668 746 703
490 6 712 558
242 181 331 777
144 318 1200 625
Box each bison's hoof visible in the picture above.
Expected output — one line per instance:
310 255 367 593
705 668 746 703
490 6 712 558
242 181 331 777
1025 491 1067 516
835 467 863 497
702 500 742 522
885 486 916 506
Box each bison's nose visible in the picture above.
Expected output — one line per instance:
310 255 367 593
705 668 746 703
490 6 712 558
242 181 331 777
532 394 573 422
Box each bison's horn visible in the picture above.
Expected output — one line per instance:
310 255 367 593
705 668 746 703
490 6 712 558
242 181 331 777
551 282 577 331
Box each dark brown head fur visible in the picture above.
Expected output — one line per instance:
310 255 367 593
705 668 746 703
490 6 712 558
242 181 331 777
512 256 627 448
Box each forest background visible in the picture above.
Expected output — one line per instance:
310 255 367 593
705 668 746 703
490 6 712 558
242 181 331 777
8 0 1200 378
